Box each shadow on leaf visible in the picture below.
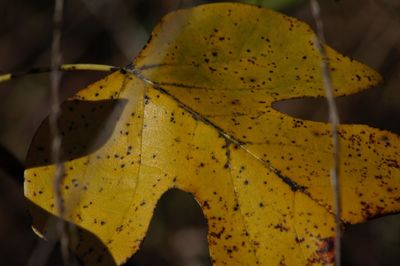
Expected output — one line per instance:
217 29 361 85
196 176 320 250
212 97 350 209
27 199 117 266
26 99 127 168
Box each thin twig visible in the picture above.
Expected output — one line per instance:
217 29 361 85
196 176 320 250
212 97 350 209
310 1 342 265
49 0 70 265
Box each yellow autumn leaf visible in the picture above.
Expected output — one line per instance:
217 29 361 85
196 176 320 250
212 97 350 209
24 3 400 265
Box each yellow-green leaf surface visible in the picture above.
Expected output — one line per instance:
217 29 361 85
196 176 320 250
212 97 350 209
25 3 400 265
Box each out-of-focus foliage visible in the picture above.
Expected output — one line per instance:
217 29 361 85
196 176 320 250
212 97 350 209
241 0 307 10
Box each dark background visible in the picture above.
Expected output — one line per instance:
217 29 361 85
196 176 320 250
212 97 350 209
0 0 400 265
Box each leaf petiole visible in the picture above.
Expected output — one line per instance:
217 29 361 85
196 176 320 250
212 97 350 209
0 64 120 84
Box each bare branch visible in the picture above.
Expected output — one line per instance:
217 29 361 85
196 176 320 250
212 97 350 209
310 1 342 265
49 0 72 265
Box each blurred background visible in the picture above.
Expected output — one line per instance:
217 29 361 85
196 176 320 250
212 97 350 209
0 0 400 265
